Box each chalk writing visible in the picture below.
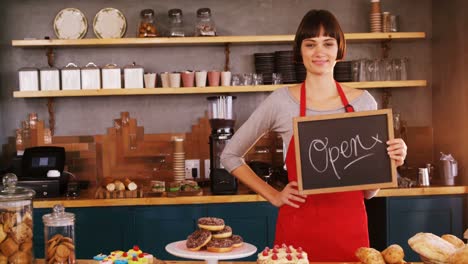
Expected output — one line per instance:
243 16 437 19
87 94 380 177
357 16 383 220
308 133 383 179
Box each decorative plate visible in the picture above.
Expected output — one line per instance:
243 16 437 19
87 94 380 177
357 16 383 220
93 8 127 39
53 8 88 39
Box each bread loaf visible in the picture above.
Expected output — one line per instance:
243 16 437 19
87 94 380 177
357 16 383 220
355 247 385 264
381 244 405 264
408 232 457 262
441 234 465 249
448 245 468 264
124 178 137 191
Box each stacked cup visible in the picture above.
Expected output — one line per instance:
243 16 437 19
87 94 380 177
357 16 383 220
173 138 185 182
370 0 382 32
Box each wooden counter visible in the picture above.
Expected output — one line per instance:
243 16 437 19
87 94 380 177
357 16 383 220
32 186 468 208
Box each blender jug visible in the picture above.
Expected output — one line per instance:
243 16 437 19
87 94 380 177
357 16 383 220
439 152 458 186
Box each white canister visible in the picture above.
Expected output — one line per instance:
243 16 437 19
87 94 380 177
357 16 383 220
81 62 101 90
124 63 144 89
102 64 122 89
18 67 39 91
61 63 81 90
40 67 60 91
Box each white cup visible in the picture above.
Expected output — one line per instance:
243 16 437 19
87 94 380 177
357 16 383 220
195 70 207 87
160 72 170 88
144 73 156 88
169 72 181 88
221 71 232 86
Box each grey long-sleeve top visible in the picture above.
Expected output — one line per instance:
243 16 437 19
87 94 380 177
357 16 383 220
220 86 378 173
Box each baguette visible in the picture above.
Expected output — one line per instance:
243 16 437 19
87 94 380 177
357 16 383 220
102 177 115 192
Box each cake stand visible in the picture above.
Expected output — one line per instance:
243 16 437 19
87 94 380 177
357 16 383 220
165 240 257 264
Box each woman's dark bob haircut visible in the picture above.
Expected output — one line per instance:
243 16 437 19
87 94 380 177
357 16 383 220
293 9 346 63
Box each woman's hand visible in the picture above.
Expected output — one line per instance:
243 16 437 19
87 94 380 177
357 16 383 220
272 181 307 208
387 138 407 167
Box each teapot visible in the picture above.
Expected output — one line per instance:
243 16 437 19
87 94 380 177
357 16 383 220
439 152 458 185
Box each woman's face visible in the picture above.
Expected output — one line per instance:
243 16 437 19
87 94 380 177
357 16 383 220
300 31 338 76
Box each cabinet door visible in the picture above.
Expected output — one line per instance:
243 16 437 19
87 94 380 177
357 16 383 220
34 207 133 259
206 202 278 261
132 204 206 260
387 196 464 261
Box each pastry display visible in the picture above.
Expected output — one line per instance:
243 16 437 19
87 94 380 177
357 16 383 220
94 245 156 264
185 217 244 253
257 244 309 264
355 244 405 264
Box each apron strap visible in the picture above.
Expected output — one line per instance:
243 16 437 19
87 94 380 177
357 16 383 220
300 81 355 116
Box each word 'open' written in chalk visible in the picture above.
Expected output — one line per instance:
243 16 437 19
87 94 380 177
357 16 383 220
308 133 383 179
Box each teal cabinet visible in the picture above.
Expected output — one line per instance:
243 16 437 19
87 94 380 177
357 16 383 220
366 195 465 262
33 202 278 261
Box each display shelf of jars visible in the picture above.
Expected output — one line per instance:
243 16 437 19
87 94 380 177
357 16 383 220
11 32 425 47
13 80 427 98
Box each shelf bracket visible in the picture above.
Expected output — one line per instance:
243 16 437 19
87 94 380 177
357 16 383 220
224 43 231 72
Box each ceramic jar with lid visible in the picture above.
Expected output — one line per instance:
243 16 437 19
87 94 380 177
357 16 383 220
138 9 158 37
195 8 216 36
102 64 122 89
61 63 81 90
81 62 101 90
18 67 39 91
40 67 60 91
124 63 144 89
0 173 36 263
43 204 76 264
168 9 185 37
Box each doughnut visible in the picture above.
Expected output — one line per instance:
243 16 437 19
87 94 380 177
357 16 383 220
212 226 232 239
197 217 225 231
230 234 243 248
186 229 212 251
206 238 234 253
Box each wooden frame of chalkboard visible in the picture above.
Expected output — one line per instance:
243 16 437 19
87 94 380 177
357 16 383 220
293 109 397 195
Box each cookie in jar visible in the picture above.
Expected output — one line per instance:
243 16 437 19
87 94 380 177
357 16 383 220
138 9 158 37
43 204 76 264
0 173 35 264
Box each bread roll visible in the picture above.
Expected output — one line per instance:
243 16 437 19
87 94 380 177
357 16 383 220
355 247 385 264
124 178 137 191
408 232 457 262
114 180 125 191
381 244 405 264
448 245 468 264
441 234 465 249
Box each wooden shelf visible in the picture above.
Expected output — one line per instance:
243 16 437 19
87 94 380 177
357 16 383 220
13 80 427 98
12 32 426 47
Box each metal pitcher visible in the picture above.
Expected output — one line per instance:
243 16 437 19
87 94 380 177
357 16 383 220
439 152 458 186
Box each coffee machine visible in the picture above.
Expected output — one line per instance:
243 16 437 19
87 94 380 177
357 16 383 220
207 96 238 194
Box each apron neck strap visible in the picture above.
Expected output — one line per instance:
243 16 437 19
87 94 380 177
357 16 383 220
300 81 355 117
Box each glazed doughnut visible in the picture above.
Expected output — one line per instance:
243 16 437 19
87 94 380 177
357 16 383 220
230 234 243 248
197 217 225 231
212 226 232 239
206 238 234 253
186 229 212 251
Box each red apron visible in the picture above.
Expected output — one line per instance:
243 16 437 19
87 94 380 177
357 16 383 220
274 82 369 261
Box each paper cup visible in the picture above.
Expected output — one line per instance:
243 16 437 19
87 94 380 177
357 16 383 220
221 71 232 86
181 71 195 87
169 73 181 88
160 72 170 88
208 70 220 86
144 73 156 88
195 71 207 87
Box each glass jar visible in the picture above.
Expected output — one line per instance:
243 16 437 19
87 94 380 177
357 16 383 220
195 8 216 36
43 204 76 264
138 9 158 37
0 173 36 263
168 9 185 37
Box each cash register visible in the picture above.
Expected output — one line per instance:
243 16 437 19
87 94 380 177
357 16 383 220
16 146 69 198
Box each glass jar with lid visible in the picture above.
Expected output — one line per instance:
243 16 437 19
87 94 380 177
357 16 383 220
43 204 76 264
0 173 35 263
195 8 216 36
138 9 158 37
168 9 185 37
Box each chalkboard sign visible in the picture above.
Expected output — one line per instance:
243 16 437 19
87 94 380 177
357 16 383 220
293 109 397 195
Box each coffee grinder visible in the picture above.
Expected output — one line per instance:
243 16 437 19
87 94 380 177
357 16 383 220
207 96 237 194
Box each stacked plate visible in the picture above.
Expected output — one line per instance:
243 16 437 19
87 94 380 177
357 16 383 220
295 62 307 83
370 12 382 32
334 61 353 82
173 138 185 182
254 53 275 84
274 51 297 84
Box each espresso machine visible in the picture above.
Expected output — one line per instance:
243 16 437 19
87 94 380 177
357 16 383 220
207 96 238 194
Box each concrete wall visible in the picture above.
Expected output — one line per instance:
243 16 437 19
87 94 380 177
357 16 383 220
0 0 432 156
